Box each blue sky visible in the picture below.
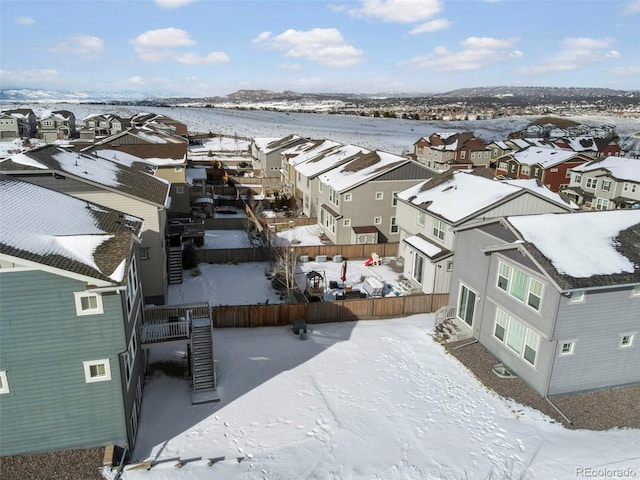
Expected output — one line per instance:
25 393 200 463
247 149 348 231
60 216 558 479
1 0 639 96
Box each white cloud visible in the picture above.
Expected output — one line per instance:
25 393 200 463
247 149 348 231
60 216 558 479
255 28 365 67
154 0 197 9
400 36 521 71
48 34 104 56
610 64 640 75
130 28 228 64
349 0 442 23
15 16 34 25
1 69 60 85
409 18 450 34
623 0 640 14
517 37 619 74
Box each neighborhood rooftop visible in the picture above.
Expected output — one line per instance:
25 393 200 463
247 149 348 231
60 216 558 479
508 145 581 167
319 150 408 192
571 155 640 182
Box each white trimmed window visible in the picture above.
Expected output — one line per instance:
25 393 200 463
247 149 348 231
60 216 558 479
318 182 323 193
498 161 507 170
432 218 445 241
329 188 339 206
595 198 609 210
570 290 586 302
585 177 597 189
620 334 634 348
344 193 352 202
623 182 637 193
374 216 382 225
343 218 351 227
391 193 398 207
74 292 103 316
83 359 112 383
446 260 454 272
140 248 150 260
0 371 9 394
497 263 511 291
527 279 544 310
560 341 575 356
497 262 544 311
375 192 384 200
601 180 611 191
390 217 398 234
412 252 424 284
416 211 425 227
494 308 540 366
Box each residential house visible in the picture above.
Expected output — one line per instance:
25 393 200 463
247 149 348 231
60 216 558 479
563 156 640 210
294 144 369 218
495 146 591 192
131 113 188 136
486 139 531 164
80 114 132 142
317 151 433 244
251 134 309 178
394 170 578 296
448 210 640 396
280 139 342 198
0 175 146 455
552 136 622 158
0 145 171 304
0 113 20 139
38 110 77 142
2 108 37 137
413 132 490 173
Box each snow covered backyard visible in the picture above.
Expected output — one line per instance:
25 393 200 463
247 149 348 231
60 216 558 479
110 315 640 480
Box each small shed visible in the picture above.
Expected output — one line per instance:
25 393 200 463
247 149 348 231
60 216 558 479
362 277 384 297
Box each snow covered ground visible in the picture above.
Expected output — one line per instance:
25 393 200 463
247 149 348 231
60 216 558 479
108 316 640 480
9 103 640 156
106 228 640 480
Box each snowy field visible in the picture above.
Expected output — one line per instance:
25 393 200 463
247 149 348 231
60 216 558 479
108 316 640 480
9 103 640 156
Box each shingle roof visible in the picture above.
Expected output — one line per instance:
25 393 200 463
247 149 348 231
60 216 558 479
0 175 144 285
0 145 170 206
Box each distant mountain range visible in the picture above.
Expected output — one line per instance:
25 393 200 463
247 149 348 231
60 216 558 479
1 86 638 106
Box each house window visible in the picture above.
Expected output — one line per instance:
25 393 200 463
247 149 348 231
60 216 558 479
524 330 540 365
390 217 398 234
595 198 609 210
174 166 183 172
570 290 585 302
83 359 112 383
446 260 454 272
560 341 575 356
412 252 424 284
343 218 351 227
432 219 445 241
391 193 398 207
585 178 597 189
527 279 544 310
329 188 339 206
510 164 517 174
0 371 9 394
344 193 352 202
457 284 477 327
374 216 382 225
494 309 508 341
74 292 104 316
620 334 634 348
175 186 184 194
319 182 323 193
375 192 384 200
601 180 611 191
125 331 138 386
509 269 528 302
521 165 530 175
495 308 539 366
497 262 511 291
574 174 582 183
460 151 466 159
416 211 425 227
550 168 559 173
140 248 150 260
498 161 507 171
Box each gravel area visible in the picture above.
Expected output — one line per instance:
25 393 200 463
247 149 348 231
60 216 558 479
445 339 640 430
0 447 105 480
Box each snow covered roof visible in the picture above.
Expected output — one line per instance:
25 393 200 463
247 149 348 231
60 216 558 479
571 156 640 182
0 145 170 206
397 171 523 223
509 146 580 168
501 178 578 210
563 136 597 152
403 233 451 260
93 149 156 173
295 144 368 178
259 134 306 154
0 174 143 285
319 150 407 192
284 139 342 166
507 210 640 288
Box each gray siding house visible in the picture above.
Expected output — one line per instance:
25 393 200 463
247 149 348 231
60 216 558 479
0 145 171 304
448 209 640 396
0 176 146 455
251 134 309 178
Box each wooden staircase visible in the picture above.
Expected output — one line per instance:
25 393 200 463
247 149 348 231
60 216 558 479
190 315 218 404
168 246 183 284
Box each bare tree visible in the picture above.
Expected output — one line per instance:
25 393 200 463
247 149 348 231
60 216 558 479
271 245 298 303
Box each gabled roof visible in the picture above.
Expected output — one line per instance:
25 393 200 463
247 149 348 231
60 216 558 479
319 150 408 192
0 145 170 206
506 210 640 290
0 174 144 286
571 156 640 183
262 134 306 154
397 170 574 225
284 139 342 166
295 144 368 178
507 146 585 168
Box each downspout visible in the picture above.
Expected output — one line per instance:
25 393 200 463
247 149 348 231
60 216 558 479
113 445 129 480
544 395 572 426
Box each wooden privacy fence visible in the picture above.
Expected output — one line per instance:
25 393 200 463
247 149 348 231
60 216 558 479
211 293 449 328
196 247 270 264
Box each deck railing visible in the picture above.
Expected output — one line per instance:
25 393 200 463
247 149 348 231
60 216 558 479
140 319 190 344
435 305 457 326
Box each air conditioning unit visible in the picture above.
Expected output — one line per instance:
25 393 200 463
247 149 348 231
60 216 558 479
315 255 327 262
299 255 309 263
